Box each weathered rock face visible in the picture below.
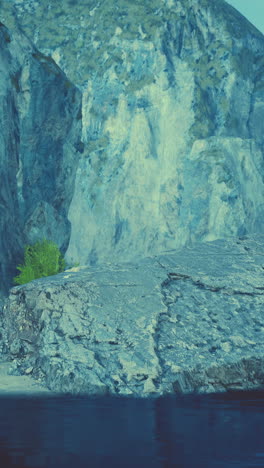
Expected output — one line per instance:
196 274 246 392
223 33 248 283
2 235 264 397
0 22 82 295
0 1 263 397
1 0 264 268
2 0 264 270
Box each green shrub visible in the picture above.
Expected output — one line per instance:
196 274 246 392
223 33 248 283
13 239 66 285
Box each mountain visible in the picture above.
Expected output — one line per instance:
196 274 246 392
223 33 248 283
0 0 264 295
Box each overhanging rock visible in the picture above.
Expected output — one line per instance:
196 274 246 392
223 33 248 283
1 235 264 397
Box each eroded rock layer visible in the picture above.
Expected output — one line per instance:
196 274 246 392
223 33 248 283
2 235 264 397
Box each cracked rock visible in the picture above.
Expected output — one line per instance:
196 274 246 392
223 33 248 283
1 235 264 397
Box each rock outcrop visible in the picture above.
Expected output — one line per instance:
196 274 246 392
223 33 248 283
0 1 264 396
0 361 53 395
1 235 264 397
0 0 264 275
0 22 82 295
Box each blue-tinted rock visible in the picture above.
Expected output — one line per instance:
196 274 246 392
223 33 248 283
0 22 82 294
1 235 264 396
2 1 263 268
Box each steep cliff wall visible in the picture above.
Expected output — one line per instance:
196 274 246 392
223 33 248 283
0 22 82 295
1 0 264 271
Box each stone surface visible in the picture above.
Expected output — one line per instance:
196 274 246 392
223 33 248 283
0 0 263 282
0 21 82 294
1 235 264 397
0 0 264 396
0 361 54 395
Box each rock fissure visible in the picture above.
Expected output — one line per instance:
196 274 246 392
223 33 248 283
166 271 264 296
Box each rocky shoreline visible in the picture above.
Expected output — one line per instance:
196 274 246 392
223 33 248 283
1 235 263 397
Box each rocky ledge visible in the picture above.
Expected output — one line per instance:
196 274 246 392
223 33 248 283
1 235 264 397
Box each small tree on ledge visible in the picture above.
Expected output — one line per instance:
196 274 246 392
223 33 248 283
13 239 66 286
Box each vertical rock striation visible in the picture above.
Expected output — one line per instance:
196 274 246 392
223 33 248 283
0 22 82 295
0 0 264 280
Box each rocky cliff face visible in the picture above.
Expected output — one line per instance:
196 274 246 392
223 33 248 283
0 1 264 397
1 0 263 270
2 235 264 396
1 0 264 297
0 22 82 295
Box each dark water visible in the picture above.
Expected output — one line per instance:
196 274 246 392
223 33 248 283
0 391 264 468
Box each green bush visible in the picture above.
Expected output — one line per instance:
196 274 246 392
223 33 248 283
13 239 66 285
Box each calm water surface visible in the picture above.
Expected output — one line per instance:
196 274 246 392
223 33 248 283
0 391 263 467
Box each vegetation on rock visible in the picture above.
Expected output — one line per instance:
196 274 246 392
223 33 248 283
13 239 66 285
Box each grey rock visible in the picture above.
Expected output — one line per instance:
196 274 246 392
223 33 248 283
0 0 264 397
1 235 264 397
0 21 82 294
0 0 263 288
0 360 54 394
